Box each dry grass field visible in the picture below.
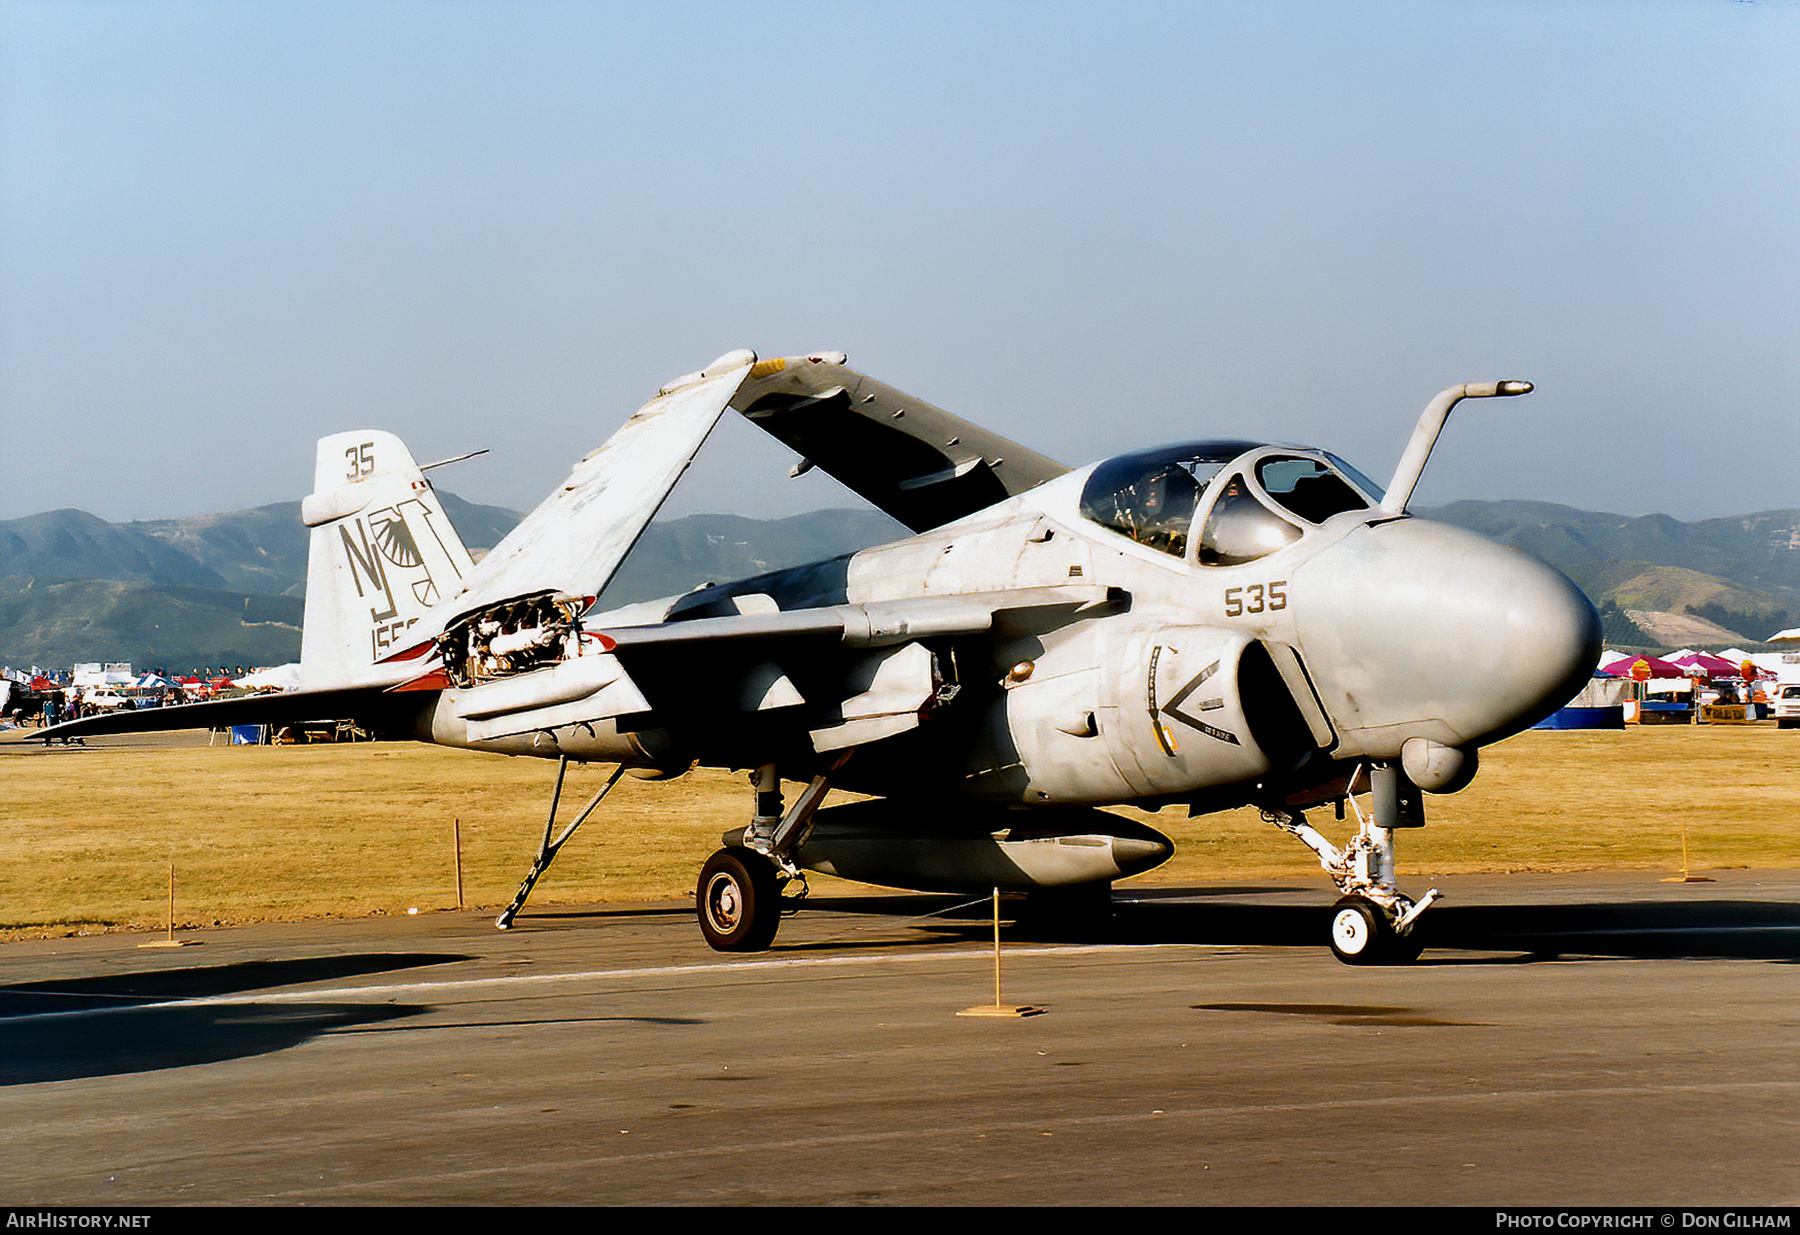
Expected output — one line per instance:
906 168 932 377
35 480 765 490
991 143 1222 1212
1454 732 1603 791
2 723 1795 939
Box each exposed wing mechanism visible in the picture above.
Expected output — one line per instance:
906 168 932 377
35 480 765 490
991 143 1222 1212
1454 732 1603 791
730 354 1068 533
431 349 761 636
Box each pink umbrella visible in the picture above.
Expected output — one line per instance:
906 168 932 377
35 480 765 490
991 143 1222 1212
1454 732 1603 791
1599 655 1686 679
1667 652 1738 678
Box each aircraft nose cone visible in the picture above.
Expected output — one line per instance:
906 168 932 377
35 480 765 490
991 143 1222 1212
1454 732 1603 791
1293 518 1601 754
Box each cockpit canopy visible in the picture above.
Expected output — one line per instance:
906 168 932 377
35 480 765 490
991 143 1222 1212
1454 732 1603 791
1077 441 1383 566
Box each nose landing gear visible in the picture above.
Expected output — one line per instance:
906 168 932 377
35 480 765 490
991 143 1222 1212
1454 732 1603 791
1267 763 1438 965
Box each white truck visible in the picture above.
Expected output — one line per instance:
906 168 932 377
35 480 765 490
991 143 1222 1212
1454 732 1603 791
81 688 135 712
1776 683 1800 730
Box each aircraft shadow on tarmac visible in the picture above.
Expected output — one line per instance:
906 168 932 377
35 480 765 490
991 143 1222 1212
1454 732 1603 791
12 893 1795 1086
770 887 1800 963
0 953 466 1086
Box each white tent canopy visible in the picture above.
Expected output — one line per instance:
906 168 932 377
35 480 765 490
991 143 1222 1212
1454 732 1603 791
235 664 301 691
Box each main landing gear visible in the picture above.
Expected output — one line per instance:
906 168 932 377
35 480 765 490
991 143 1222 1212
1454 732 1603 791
694 760 840 953
696 848 782 951
495 756 834 951
1266 763 1438 966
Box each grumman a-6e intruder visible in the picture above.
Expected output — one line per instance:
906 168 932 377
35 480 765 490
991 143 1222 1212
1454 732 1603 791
49 351 1601 964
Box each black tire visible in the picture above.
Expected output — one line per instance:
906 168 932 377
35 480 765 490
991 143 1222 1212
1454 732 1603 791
1328 896 1390 966
696 847 781 952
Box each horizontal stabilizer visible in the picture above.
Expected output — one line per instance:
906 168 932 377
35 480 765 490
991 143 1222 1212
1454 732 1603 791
34 684 423 742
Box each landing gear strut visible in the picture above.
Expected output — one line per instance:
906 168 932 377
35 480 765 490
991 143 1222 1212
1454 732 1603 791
693 759 842 953
1267 763 1438 965
496 757 626 930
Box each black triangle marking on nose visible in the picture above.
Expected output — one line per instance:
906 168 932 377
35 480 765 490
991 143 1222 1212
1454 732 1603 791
1162 659 1241 746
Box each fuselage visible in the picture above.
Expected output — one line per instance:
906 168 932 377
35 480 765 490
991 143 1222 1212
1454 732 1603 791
440 438 1600 817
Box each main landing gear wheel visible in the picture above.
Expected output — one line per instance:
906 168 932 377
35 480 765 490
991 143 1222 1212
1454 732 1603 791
696 846 782 953
1328 895 1423 966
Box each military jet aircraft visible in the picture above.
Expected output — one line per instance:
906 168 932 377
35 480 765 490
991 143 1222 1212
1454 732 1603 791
44 350 1601 964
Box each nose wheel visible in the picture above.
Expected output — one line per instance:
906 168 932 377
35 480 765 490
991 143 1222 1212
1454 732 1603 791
1329 895 1424 966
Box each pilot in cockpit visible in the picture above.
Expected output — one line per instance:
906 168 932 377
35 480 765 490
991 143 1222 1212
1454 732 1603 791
1112 463 1201 556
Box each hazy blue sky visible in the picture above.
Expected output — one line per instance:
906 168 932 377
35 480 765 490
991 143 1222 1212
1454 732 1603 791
4 0 1795 525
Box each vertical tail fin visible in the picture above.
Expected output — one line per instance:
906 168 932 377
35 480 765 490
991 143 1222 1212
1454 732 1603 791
299 431 476 686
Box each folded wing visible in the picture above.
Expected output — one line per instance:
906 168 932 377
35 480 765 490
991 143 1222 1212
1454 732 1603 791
730 354 1068 533
432 349 761 635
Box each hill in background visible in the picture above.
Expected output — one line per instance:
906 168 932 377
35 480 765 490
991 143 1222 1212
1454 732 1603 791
0 499 902 671
2 496 1794 671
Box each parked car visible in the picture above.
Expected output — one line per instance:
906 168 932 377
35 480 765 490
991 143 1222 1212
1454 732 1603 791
82 688 135 712
1776 683 1800 730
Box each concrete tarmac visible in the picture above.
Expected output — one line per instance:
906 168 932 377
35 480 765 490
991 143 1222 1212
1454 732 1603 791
3 871 1798 1206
